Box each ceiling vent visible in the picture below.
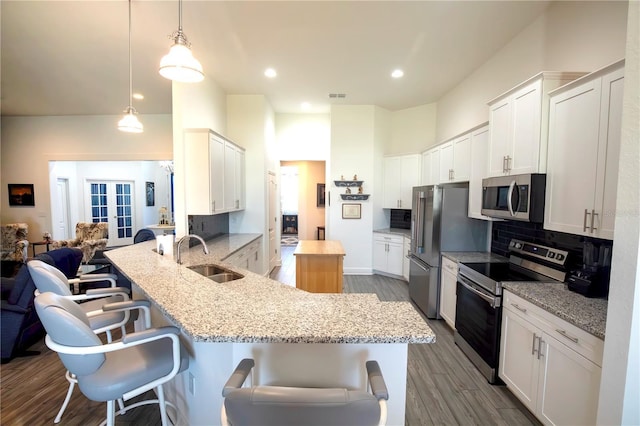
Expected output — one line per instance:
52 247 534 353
328 93 347 99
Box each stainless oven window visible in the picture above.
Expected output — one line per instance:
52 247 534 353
455 278 502 370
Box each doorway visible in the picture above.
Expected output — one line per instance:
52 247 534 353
53 178 72 240
85 180 135 246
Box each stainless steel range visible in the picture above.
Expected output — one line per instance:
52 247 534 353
454 239 568 383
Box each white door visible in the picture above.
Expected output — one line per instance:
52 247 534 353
268 172 279 273
86 181 135 246
53 178 71 240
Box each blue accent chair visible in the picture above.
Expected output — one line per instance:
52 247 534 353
0 248 83 362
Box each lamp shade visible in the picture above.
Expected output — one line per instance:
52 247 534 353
159 43 204 83
118 110 144 133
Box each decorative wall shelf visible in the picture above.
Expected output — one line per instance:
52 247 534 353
340 194 370 200
334 180 363 187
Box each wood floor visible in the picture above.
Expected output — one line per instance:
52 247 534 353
0 246 539 425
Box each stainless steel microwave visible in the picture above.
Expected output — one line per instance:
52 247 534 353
481 174 546 222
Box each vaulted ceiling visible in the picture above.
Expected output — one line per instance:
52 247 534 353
1 1 551 116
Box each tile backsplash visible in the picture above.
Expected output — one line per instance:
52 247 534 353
491 221 613 273
188 214 229 245
390 209 411 229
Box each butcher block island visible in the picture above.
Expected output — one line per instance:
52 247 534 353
104 235 434 425
294 240 346 293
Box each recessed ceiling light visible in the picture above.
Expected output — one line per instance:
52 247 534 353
133 93 144 100
301 102 311 111
391 69 404 79
264 68 277 78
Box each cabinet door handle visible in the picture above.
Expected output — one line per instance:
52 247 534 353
537 336 544 360
506 156 512 172
503 156 507 173
583 209 591 232
556 328 579 344
591 210 598 231
511 303 527 314
399 200 402 208
531 333 537 356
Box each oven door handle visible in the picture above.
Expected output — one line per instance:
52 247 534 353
458 276 498 308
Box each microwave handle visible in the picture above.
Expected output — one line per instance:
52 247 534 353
507 180 517 216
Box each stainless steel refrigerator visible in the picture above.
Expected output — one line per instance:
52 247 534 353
409 183 489 318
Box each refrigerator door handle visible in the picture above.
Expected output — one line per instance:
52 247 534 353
415 191 426 251
410 256 429 272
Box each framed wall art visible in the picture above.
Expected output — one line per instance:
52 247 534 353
146 182 155 206
8 184 35 206
342 203 361 219
317 183 326 207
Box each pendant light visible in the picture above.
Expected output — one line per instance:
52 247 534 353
159 0 204 83
118 0 143 133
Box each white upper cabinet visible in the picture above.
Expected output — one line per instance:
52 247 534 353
487 72 587 177
383 154 420 209
439 133 470 183
184 129 246 215
467 124 490 220
420 146 440 186
544 61 624 240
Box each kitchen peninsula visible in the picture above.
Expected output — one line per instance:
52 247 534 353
105 234 435 425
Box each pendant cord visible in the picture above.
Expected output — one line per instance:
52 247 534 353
178 0 183 33
128 0 133 109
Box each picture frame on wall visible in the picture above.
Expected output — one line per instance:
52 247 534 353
317 183 326 207
8 184 35 206
342 203 361 219
146 182 155 206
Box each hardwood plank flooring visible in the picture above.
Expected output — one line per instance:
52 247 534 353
1 250 539 425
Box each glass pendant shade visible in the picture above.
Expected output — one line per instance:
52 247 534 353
159 40 204 83
118 108 144 133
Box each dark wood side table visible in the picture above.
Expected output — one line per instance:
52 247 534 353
30 240 53 257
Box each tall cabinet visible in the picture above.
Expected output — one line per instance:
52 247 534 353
487 72 586 177
383 154 420 209
544 61 624 240
184 129 246 215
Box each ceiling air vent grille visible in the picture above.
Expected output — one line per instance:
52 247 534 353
328 93 346 98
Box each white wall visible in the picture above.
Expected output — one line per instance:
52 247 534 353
388 103 437 155
0 114 172 239
598 1 639 424
435 0 629 143
329 105 378 274
275 114 331 161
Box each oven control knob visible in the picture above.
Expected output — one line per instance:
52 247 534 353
514 242 522 249
556 254 565 261
548 252 555 259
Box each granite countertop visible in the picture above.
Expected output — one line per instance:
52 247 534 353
502 282 607 339
105 234 435 344
441 251 508 263
374 228 412 238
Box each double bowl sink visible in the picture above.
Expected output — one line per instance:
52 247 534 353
187 264 244 283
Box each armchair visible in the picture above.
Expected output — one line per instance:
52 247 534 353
0 247 80 362
35 292 189 426
53 222 108 263
1 223 29 264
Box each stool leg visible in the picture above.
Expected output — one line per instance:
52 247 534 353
54 371 77 423
157 385 169 426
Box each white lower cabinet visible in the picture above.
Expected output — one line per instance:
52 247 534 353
500 290 603 425
439 256 458 330
402 237 410 282
372 233 404 277
223 237 263 275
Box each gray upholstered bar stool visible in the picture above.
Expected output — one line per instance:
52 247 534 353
28 258 132 423
221 358 389 426
35 292 189 426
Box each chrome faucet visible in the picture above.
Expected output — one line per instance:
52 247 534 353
177 234 209 264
